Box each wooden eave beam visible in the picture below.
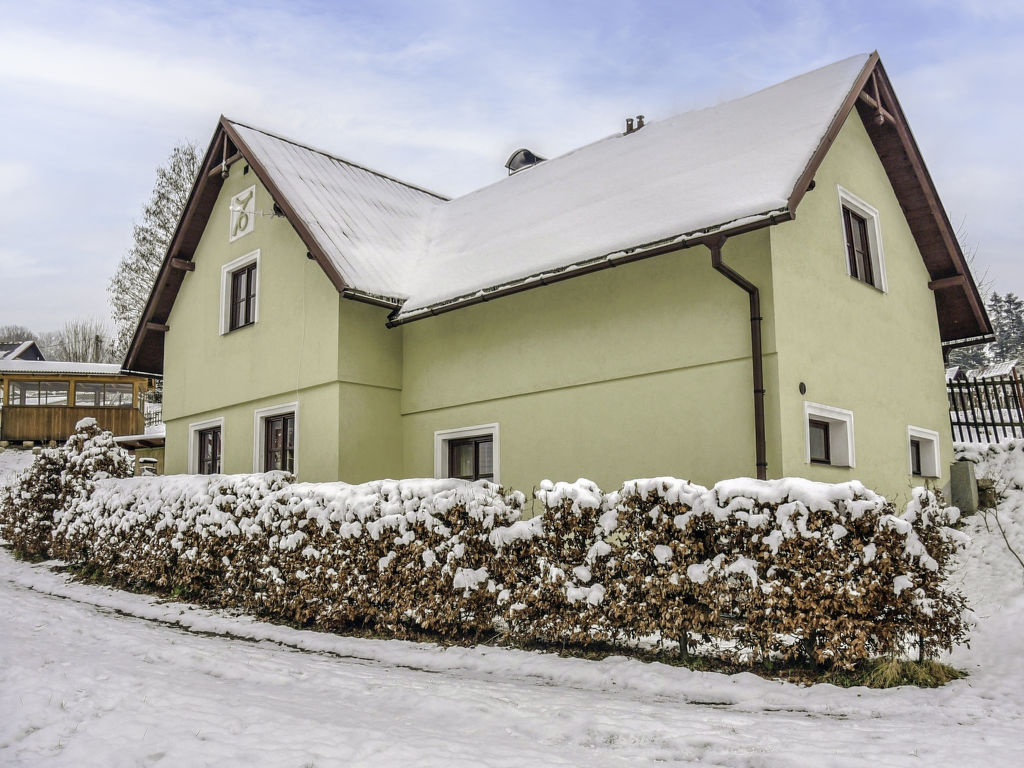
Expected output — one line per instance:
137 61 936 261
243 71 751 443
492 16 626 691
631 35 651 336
928 275 967 291
145 322 170 333
856 90 896 124
169 257 195 272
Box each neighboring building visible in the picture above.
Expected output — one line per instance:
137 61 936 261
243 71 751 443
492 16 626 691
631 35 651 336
0 341 45 361
0 360 151 444
125 53 990 498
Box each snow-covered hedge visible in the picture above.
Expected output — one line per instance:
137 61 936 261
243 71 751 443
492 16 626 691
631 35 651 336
2 455 968 667
0 419 132 558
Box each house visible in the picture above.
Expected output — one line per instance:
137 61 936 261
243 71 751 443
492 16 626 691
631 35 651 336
124 52 990 498
0 360 151 444
0 341 45 361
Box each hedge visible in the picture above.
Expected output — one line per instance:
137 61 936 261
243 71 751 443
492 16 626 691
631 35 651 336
0 424 969 669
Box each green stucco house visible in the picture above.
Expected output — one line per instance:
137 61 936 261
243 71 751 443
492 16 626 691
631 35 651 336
125 52 990 499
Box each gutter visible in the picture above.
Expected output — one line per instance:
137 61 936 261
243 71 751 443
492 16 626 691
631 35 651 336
705 235 768 481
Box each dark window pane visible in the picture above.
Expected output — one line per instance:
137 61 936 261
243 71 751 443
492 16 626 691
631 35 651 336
229 263 257 331
263 413 295 472
809 419 830 464
843 206 875 287
198 427 221 474
910 439 922 476
447 435 494 481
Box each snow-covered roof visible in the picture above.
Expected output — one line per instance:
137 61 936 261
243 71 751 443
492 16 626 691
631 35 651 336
0 340 43 361
969 360 1019 379
0 360 125 376
399 55 870 318
228 120 446 300
227 56 869 316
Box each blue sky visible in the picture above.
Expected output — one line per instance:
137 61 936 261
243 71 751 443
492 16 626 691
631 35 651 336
1 0 1022 332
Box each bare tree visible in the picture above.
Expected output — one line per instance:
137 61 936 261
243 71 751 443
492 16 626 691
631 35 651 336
0 324 38 342
49 318 118 363
108 140 201 359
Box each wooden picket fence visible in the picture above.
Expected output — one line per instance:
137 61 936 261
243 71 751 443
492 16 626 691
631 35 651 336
947 375 1024 443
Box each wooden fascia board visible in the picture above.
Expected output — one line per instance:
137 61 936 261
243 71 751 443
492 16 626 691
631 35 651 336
787 52 880 214
871 62 991 337
124 121 227 373
220 119 350 295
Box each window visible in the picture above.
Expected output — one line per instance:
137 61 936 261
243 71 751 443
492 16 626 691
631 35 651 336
804 402 855 467
253 403 299 474
9 381 69 406
842 207 873 286
808 419 831 464
197 427 222 474
74 382 134 408
230 263 257 330
448 436 494 481
263 413 295 472
220 250 260 334
188 417 225 474
907 426 940 478
434 423 500 483
837 186 886 291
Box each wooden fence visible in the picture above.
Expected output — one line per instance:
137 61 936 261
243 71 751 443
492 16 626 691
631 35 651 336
947 376 1024 443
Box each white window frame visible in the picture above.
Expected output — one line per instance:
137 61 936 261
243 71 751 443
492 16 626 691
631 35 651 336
803 401 855 468
187 417 225 474
228 184 256 242
907 425 941 478
219 249 261 335
253 401 299 474
837 185 887 293
434 422 500 483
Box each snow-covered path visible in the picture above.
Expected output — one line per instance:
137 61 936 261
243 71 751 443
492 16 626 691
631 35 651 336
1 551 1021 767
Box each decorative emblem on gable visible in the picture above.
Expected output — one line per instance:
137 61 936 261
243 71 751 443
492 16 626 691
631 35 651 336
229 185 256 242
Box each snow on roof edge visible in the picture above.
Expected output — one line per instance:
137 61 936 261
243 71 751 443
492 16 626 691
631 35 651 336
391 207 789 323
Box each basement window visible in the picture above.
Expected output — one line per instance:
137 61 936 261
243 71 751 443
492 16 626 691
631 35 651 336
907 426 940 478
804 402 855 467
434 423 500 483
838 186 886 292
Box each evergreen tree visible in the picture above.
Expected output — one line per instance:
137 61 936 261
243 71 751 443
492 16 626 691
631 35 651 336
108 141 201 359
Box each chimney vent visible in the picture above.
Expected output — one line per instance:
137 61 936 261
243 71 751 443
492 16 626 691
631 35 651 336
624 117 635 135
636 114 645 129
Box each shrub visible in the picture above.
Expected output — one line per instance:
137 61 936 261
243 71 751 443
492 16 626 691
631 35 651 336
0 419 133 560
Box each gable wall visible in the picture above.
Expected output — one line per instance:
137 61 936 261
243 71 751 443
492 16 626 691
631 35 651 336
769 111 952 497
162 165 344 479
399 230 784 494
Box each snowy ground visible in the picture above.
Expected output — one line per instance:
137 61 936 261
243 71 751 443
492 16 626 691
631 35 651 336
2 462 1023 766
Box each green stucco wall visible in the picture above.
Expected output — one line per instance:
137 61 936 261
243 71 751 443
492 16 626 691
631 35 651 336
400 230 781 493
769 111 953 498
162 166 344 480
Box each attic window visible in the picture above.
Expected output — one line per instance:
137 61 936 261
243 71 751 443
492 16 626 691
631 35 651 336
220 250 260 334
838 186 886 292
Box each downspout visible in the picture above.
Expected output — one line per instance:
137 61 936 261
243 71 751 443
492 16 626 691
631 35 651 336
706 235 767 480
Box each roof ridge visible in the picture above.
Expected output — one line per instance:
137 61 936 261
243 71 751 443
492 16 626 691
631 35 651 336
223 117 450 202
